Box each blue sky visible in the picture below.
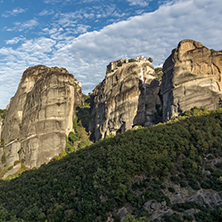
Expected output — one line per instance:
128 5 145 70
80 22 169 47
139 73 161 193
0 0 222 108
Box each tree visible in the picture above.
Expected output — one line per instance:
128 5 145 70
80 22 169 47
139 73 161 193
148 57 153 63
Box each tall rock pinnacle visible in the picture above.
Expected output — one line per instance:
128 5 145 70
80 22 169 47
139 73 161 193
89 56 161 141
1 65 82 168
161 39 222 121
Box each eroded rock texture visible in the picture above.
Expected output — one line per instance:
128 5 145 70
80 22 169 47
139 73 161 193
89 60 161 141
161 39 222 121
1 65 82 168
0 117 2 143
0 117 3 169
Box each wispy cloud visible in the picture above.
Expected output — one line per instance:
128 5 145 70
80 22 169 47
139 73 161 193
19 37 56 53
44 0 96 4
53 4 118 28
6 19 39 31
76 24 91 34
6 36 26 45
2 8 26 17
55 12 82 27
39 9 55 16
126 0 151 7
44 0 62 4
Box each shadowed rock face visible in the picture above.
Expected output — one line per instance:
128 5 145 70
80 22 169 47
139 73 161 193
0 117 3 169
161 39 222 122
0 117 2 142
1 65 82 168
89 61 161 141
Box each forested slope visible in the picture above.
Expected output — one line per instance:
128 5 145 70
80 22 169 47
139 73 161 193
0 107 222 222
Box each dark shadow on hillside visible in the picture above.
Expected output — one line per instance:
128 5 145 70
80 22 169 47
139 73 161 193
76 97 92 133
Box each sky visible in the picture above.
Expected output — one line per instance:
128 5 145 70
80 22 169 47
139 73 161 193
0 0 222 108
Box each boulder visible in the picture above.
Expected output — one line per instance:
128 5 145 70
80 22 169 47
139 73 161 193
118 207 128 218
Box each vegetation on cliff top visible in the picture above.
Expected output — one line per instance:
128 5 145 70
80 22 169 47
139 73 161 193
154 67 163 80
0 107 222 221
0 109 6 120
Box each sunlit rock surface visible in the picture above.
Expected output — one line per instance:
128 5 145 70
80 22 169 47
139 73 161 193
1 65 82 168
161 39 222 121
89 59 161 141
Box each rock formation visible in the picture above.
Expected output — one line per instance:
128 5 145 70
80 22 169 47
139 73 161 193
2 39 222 169
1 65 82 168
0 117 3 169
161 39 222 121
0 117 2 143
89 57 161 141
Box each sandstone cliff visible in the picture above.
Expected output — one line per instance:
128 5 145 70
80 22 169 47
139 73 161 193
89 58 161 141
1 65 82 168
0 116 3 169
161 39 222 121
0 116 2 142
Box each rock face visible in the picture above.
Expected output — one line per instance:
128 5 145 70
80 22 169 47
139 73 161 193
1 65 82 168
89 58 161 141
0 117 2 138
0 117 3 169
140 189 222 221
161 39 222 121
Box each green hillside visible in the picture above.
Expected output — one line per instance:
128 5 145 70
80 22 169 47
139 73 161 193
0 107 222 221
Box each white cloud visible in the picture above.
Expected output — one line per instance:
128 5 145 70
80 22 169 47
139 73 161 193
44 0 99 4
55 12 81 27
44 0 63 4
6 19 39 31
76 24 91 34
2 7 26 17
39 9 55 16
6 36 26 45
1 0 222 108
112 11 127 18
126 0 151 7
53 5 117 29
20 37 56 53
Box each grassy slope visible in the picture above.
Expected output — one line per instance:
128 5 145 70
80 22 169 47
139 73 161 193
0 107 222 221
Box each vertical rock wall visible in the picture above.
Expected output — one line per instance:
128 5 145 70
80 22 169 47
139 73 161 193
0 116 3 169
89 60 161 141
161 39 222 122
1 65 82 168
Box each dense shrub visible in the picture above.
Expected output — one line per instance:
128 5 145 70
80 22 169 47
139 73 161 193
148 57 153 63
0 109 6 120
117 61 123 67
68 131 78 143
0 107 221 221
1 152 6 164
128 59 136 63
164 213 182 222
168 187 175 193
